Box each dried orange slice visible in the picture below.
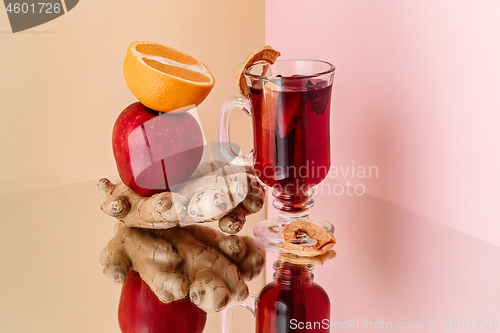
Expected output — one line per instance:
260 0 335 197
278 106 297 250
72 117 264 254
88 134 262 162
235 46 281 97
123 41 215 113
279 250 336 265
278 222 336 257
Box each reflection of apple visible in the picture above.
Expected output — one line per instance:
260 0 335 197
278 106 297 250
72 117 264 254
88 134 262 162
112 102 204 196
119 271 206 333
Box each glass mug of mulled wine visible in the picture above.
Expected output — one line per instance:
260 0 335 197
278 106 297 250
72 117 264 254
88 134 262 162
219 59 336 250
221 261 330 333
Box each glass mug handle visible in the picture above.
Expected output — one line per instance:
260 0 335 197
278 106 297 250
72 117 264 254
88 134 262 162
221 296 257 333
218 96 254 166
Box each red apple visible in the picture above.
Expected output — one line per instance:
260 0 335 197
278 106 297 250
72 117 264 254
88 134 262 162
112 102 204 196
119 271 207 333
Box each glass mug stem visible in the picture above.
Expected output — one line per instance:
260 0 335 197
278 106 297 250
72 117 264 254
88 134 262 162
272 186 314 220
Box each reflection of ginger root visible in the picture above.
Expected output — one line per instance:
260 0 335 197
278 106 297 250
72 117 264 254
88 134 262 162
99 162 265 233
101 224 265 312
183 225 265 280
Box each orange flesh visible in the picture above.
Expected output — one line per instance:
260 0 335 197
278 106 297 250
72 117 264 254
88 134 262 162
135 44 198 66
142 59 211 83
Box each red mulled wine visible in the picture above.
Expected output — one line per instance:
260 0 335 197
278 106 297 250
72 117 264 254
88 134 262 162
249 79 332 190
256 262 330 333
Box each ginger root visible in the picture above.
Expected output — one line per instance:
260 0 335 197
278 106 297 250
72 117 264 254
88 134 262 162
218 173 265 234
101 224 265 312
99 162 265 232
99 178 188 229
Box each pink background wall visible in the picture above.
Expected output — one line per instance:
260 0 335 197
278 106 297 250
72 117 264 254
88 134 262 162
265 0 500 329
266 0 500 246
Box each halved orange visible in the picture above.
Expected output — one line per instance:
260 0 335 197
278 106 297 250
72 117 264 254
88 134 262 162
123 41 215 113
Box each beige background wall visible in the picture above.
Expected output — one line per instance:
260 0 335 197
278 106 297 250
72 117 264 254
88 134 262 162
0 1 264 332
0 0 261 194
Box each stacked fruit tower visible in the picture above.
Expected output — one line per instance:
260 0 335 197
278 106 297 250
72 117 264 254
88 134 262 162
99 41 266 333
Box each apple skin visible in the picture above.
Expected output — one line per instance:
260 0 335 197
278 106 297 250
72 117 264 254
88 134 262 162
118 271 207 333
112 102 204 196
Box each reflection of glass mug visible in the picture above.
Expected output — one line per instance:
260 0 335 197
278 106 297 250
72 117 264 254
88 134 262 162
221 261 330 333
219 59 336 250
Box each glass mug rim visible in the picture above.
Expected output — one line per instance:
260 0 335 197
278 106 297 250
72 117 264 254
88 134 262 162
244 58 335 80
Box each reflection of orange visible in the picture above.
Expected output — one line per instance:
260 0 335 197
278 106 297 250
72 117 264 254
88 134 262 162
123 41 215 113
